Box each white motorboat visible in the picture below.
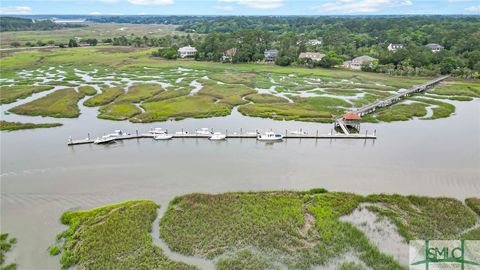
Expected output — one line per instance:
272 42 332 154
196 128 211 135
94 135 116 144
154 134 173 140
175 131 188 135
108 130 129 138
149 128 166 134
257 132 283 141
209 132 226 141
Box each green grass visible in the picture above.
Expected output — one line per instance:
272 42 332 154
465 197 480 216
115 83 164 103
146 87 191 102
373 102 428 122
9 88 85 118
0 85 53 104
0 120 62 131
77 85 97 96
83 86 124 107
198 80 256 106
160 191 479 269
430 81 480 98
0 233 17 270
238 96 349 122
51 200 196 270
132 95 232 122
365 194 477 240
98 103 142 120
409 97 456 120
244 93 289 104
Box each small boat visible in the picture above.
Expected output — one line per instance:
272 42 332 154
149 128 166 134
175 131 188 135
290 130 307 135
154 134 173 140
108 130 129 138
196 128 211 135
209 132 226 141
246 132 258 135
94 135 116 144
257 132 283 141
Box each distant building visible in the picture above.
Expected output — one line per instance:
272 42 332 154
178 46 197 58
343 55 377 70
387 43 404 51
222 48 237 62
425 43 444 53
306 39 322 46
299 52 325 61
264 49 279 62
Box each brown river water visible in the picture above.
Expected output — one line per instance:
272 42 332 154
1 93 479 269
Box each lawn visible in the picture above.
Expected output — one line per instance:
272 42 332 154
50 200 196 270
0 85 53 104
0 120 62 131
9 88 85 118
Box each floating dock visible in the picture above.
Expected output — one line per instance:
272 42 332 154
67 130 376 146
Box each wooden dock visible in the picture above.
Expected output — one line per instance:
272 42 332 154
67 131 376 146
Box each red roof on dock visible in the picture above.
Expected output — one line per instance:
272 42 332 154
343 113 361 120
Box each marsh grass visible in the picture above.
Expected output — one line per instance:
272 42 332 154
52 200 196 270
98 103 141 120
83 87 124 107
0 85 53 104
198 80 256 106
9 88 85 118
244 94 289 104
0 233 17 270
0 120 62 131
115 83 164 103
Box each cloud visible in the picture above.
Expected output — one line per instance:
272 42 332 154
214 5 236 11
89 11 103 15
100 0 173 5
464 5 480 13
218 0 284 9
0 6 32 14
313 0 413 13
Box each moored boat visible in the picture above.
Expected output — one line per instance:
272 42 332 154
209 132 226 141
154 134 173 140
94 135 116 144
149 128 166 135
257 132 283 141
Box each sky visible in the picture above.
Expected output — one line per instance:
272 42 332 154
0 0 479 15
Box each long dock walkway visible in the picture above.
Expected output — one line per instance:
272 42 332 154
352 75 450 116
67 130 376 146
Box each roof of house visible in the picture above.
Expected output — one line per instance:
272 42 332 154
343 113 361 120
388 43 404 47
352 55 376 63
425 43 444 49
299 52 325 59
178 45 197 52
224 48 237 57
265 49 279 54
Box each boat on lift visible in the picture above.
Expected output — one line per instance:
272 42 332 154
257 132 283 141
209 132 226 141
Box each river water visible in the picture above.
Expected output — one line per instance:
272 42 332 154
1 93 479 269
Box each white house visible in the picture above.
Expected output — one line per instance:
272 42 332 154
306 39 322 46
264 49 279 62
222 48 237 62
299 52 325 61
178 46 197 58
425 43 444 53
343 55 377 70
387 43 404 51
